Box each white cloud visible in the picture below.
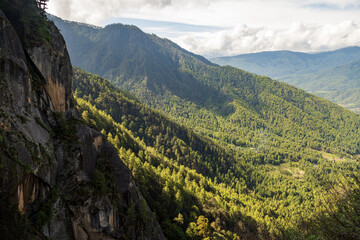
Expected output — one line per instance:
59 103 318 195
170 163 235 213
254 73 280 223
173 21 360 57
47 0 360 27
47 0 214 25
300 0 360 9
47 0 360 56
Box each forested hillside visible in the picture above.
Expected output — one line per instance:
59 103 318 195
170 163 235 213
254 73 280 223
212 48 360 112
73 67 360 239
316 88 360 113
51 16 360 162
281 60 360 113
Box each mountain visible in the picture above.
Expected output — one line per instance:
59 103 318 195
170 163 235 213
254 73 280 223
50 15 360 239
2 1 360 239
50 15 360 157
72 67 360 239
49 14 223 109
73 67 260 239
315 88 360 113
2 6 359 239
279 59 360 90
211 47 360 77
211 48 360 112
0 1 164 239
280 60 360 113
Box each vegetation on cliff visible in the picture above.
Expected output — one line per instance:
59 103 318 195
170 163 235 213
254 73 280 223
0 0 52 48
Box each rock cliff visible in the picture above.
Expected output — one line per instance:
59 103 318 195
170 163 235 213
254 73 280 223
0 1 164 239
27 20 73 112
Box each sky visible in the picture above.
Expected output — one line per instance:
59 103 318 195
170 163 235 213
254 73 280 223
47 0 360 58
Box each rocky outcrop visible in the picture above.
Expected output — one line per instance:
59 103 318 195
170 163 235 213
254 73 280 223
41 125 164 240
27 21 73 112
0 8 32 113
0 2 164 239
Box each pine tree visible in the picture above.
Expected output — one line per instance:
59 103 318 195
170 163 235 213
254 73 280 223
36 0 48 11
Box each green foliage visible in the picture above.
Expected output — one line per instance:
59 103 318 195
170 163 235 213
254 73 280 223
75 96 256 238
58 17 360 238
303 173 360 239
91 169 106 194
53 112 79 141
315 88 360 113
59 13 360 159
196 215 211 238
174 213 184 225
73 69 360 239
81 110 96 127
0 0 52 48
32 187 59 231
73 67 238 179
186 222 199 239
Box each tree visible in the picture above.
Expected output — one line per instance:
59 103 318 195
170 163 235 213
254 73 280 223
81 110 90 123
174 213 184 225
186 222 199 239
36 0 48 11
305 174 360 239
197 215 211 238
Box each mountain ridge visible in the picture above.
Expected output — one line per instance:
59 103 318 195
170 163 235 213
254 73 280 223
212 46 360 76
211 47 360 112
50 15 360 158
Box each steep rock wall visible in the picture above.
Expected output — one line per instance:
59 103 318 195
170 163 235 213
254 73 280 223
0 3 164 240
28 21 73 112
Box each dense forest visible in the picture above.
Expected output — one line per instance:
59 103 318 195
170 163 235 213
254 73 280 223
73 67 360 239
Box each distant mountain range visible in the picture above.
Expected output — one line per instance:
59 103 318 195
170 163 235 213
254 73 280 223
212 47 360 113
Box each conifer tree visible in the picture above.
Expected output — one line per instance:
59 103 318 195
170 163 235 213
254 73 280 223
36 0 48 11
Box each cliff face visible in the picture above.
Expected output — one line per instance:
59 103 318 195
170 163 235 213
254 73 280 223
27 21 73 112
0 2 164 239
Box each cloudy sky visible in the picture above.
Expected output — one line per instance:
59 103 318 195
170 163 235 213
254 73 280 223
47 0 360 58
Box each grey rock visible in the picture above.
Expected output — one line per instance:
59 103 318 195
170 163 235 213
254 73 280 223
28 21 73 112
0 4 165 240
